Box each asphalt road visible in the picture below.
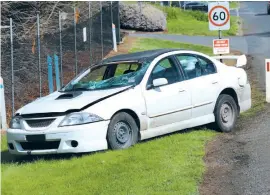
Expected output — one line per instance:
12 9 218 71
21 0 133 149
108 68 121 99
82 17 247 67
241 1 270 89
201 2 270 195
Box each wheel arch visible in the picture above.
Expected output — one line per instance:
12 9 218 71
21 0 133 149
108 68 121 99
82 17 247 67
111 109 141 132
218 88 240 112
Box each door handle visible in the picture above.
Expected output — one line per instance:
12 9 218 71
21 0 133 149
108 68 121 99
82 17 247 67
179 89 186 92
212 81 218 84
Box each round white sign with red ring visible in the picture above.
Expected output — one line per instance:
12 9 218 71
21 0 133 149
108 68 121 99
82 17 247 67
208 2 230 31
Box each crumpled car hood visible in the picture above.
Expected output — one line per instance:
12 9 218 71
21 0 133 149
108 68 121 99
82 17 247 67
17 86 130 115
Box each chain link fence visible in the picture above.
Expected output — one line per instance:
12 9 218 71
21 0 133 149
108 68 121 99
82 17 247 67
1 1 121 121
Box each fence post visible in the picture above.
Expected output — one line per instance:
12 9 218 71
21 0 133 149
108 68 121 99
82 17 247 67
112 24 117 52
100 1 104 59
47 55 54 93
59 11 63 87
37 12 42 98
10 18 14 116
117 2 121 43
74 7 78 75
54 54 60 90
111 1 117 52
110 1 113 22
89 1 92 65
0 76 7 130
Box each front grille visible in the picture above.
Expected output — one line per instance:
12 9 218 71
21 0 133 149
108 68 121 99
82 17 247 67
20 141 60 150
25 119 55 128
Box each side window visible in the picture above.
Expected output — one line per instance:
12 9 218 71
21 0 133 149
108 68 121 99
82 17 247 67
176 54 216 79
149 57 181 86
114 63 140 77
80 66 106 82
176 55 202 79
197 56 216 75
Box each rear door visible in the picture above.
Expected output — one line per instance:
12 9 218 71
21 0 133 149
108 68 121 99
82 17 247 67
175 54 220 118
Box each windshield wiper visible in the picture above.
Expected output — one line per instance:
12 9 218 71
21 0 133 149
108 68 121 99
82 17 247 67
64 87 92 92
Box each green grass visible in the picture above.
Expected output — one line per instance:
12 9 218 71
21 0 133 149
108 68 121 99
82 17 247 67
1 130 216 195
156 6 239 36
230 1 240 9
130 38 213 55
240 83 266 118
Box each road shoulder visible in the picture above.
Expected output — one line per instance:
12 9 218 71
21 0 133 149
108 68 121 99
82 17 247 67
200 62 269 195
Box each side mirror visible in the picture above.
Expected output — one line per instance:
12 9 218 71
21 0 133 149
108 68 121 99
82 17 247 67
153 78 168 88
236 55 247 68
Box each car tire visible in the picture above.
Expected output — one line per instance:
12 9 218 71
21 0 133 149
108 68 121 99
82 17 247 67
214 94 238 133
107 112 139 150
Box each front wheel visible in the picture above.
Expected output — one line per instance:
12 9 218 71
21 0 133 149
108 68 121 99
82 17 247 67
107 112 139 150
214 94 238 133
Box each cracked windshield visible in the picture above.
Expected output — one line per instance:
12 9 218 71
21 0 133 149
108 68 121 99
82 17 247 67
63 62 150 91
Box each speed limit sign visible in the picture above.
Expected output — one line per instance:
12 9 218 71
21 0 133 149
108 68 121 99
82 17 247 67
208 2 230 31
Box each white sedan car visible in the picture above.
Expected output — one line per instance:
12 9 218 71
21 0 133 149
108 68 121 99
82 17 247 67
7 49 251 155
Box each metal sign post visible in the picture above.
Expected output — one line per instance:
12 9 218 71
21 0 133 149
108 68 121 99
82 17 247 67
59 11 63 87
208 2 230 62
100 2 104 59
74 7 78 75
10 18 15 115
89 1 92 65
37 13 42 98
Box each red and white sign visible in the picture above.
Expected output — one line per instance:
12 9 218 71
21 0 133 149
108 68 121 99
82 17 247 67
208 2 230 31
266 61 270 72
213 39 230 55
266 59 270 103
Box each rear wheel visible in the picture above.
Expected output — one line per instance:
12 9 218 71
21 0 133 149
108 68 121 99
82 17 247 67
214 94 238 133
107 112 139 150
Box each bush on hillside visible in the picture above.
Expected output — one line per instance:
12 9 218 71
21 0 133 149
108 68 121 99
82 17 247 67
119 3 167 31
186 10 208 22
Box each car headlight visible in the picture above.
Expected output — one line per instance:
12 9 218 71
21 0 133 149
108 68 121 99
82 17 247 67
59 112 103 127
9 116 22 129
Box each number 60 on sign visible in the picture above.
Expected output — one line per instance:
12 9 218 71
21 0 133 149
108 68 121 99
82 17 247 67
208 2 230 31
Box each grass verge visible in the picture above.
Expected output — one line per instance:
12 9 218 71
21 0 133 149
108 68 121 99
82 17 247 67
240 83 266 118
230 1 240 9
1 38 217 195
156 5 239 36
1 130 215 195
130 38 213 54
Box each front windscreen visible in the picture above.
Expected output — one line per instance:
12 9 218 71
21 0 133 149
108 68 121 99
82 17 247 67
62 62 150 92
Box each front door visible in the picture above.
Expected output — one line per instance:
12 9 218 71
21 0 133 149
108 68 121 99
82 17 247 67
143 57 192 128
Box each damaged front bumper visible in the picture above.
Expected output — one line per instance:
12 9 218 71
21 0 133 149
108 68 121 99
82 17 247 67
7 120 110 155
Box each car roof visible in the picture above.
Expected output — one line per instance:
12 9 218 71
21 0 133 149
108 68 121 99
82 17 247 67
99 49 182 65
